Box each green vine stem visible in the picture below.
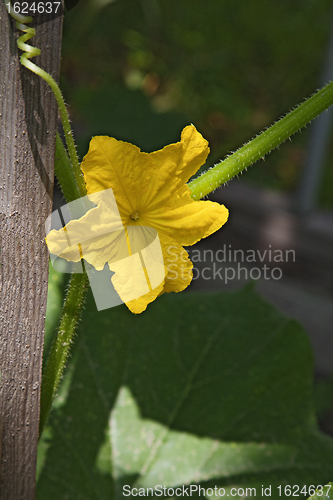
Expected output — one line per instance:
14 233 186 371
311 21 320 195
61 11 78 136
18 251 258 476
39 273 88 436
40 136 91 434
55 131 83 202
5 2 87 197
188 80 333 200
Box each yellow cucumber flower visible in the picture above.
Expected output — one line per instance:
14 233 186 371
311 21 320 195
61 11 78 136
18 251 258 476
46 125 228 314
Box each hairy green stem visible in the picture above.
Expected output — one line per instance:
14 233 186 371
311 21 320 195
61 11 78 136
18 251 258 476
39 273 88 435
23 54 86 194
188 80 333 200
55 131 84 201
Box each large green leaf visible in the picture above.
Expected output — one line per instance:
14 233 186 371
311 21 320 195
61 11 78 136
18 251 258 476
37 286 333 499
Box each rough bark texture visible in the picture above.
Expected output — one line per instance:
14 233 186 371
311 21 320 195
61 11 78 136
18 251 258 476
0 5 63 499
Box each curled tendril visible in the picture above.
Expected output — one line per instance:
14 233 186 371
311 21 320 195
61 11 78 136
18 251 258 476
4 4 41 67
7 7 41 63
5 1 86 197
16 21 41 61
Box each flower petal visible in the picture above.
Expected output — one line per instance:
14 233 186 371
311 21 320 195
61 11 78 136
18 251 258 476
146 125 210 209
80 125 209 219
162 236 193 293
146 186 229 246
46 199 126 271
81 136 149 217
108 234 192 314
116 273 165 315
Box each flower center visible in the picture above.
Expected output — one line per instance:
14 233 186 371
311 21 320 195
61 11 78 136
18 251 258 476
130 210 140 221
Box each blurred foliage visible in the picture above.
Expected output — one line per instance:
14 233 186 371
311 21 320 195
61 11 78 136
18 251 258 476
60 0 333 207
315 375 333 436
37 285 333 499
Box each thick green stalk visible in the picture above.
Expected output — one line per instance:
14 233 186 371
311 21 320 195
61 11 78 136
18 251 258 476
39 273 88 436
40 141 88 433
55 131 83 202
188 81 333 200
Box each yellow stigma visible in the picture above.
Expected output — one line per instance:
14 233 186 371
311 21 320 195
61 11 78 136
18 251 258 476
130 210 140 221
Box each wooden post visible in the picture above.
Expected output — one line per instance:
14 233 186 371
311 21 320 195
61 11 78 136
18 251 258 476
0 4 63 498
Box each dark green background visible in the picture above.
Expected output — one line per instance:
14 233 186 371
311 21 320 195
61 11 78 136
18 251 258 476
60 0 333 208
